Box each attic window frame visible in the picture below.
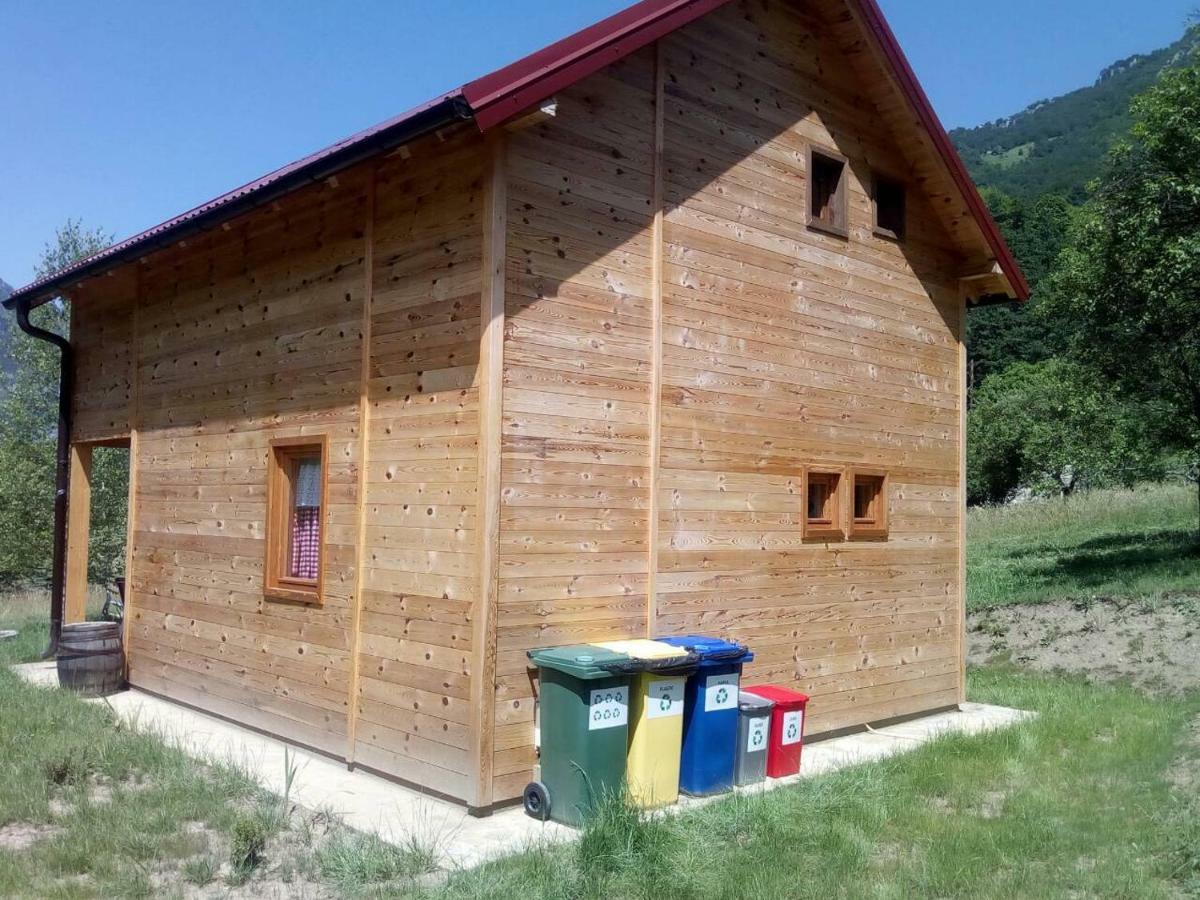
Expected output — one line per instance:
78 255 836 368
871 172 907 241
264 435 329 605
847 468 889 541
802 468 845 542
806 144 850 239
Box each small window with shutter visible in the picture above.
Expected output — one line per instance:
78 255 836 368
802 468 844 542
872 173 907 241
807 145 849 238
848 469 889 540
265 436 328 603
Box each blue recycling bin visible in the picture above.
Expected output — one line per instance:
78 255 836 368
654 635 753 796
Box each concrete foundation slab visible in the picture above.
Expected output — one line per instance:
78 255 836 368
12 661 1034 869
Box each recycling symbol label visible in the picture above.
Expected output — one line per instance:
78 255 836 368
646 678 684 719
781 710 803 746
588 686 628 731
746 717 768 753
704 673 739 712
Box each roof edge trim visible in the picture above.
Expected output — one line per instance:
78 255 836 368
4 94 472 310
463 0 731 132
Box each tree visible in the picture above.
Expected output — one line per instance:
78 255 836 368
1045 58 1200 530
967 359 1164 504
0 220 127 586
966 189 1078 389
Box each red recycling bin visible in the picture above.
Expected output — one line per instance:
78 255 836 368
743 685 809 777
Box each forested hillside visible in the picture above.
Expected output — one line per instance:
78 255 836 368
0 279 13 388
956 24 1200 505
952 25 1200 201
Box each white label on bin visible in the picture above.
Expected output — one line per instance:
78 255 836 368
746 716 769 753
781 710 804 746
704 673 739 712
645 677 684 719
588 686 629 730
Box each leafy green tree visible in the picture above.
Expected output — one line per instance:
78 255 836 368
967 189 1077 388
1046 58 1200 528
0 220 127 586
967 360 1164 504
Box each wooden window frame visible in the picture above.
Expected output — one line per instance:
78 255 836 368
806 144 850 239
264 434 329 605
847 468 889 541
871 172 907 241
802 467 845 542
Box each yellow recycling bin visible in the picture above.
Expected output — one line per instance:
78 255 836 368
594 639 698 808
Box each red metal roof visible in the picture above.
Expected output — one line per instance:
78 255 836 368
5 0 1027 308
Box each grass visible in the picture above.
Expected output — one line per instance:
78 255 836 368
421 670 1200 900
968 483 1200 611
0 589 437 897
2 484 1199 896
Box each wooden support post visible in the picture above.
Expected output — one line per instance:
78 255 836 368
64 442 93 623
122 270 142 657
345 167 377 765
471 132 507 811
956 289 969 706
646 40 666 638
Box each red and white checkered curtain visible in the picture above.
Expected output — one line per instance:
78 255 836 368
290 507 320 579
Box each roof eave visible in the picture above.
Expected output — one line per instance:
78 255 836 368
3 94 473 311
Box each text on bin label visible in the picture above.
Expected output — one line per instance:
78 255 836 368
645 677 685 719
781 709 804 745
588 686 629 730
704 673 739 712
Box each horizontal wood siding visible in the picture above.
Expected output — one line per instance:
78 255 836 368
492 49 659 801
351 132 485 801
71 269 136 443
657 0 964 735
126 170 369 757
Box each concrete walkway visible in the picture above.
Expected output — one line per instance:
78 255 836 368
14 661 1033 869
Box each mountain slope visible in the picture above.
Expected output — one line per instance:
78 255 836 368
951 25 1200 200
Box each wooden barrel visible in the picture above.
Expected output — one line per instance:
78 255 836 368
56 622 125 697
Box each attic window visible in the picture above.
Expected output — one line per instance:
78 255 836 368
265 436 328 604
807 146 849 238
803 469 844 541
872 174 907 240
848 470 888 540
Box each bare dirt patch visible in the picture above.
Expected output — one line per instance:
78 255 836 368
0 822 62 852
969 598 1200 695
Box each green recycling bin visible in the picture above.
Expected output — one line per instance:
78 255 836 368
524 644 639 826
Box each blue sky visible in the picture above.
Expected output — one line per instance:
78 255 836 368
1 0 1194 287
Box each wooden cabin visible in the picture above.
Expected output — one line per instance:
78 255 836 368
4 0 1027 811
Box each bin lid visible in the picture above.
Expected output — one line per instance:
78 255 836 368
743 684 809 709
655 634 753 665
593 640 699 673
527 644 637 680
738 691 775 713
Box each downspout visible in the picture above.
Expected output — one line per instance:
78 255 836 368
14 298 72 658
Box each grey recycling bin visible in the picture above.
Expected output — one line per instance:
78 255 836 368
735 691 774 787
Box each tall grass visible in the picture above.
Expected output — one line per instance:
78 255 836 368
426 670 1200 900
968 483 1200 610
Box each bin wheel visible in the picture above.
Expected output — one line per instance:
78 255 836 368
523 781 551 821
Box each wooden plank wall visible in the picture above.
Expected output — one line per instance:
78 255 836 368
492 50 660 800
121 169 371 757
70 268 135 442
350 132 486 801
655 0 964 735
489 0 966 801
